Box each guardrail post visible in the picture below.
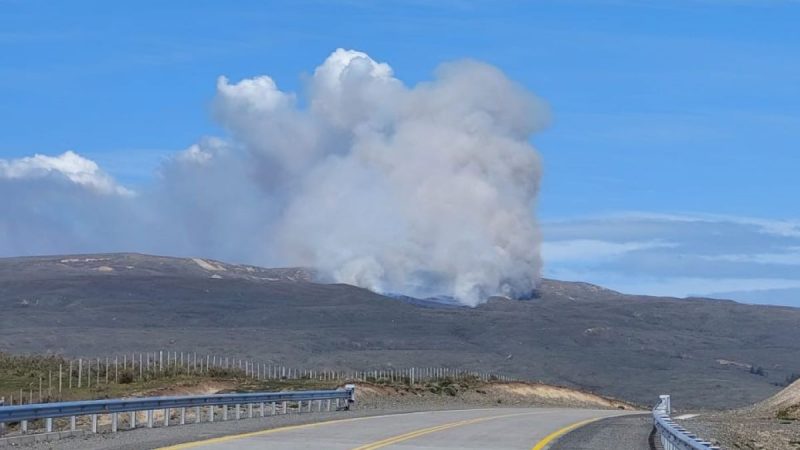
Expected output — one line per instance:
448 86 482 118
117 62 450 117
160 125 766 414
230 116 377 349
111 413 118 432
70 416 76 431
130 411 136 429
222 405 228 421
180 407 186 425
327 399 331 411
297 400 302 413
21 420 27 434
282 401 287 414
147 410 153 428
91 414 97 433
653 395 717 450
195 407 201 424
46 417 53 433
260 402 265 417
235 404 241 420
209 406 214 422
248 403 253 418
659 394 671 415
272 402 277 415
164 408 169 427
308 401 312 412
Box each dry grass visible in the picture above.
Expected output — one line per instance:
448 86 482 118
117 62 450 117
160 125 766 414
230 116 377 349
0 352 341 405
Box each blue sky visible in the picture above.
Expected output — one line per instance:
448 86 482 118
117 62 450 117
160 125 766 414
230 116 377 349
1 1 799 305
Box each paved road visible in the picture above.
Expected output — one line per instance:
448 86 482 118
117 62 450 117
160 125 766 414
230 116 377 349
160 408 635 450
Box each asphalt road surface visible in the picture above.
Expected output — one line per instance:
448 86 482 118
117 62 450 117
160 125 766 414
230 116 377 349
159 408 637 450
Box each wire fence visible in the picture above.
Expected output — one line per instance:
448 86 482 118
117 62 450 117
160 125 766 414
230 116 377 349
0 351 518 406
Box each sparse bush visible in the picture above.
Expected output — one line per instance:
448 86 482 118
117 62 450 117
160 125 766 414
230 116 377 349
118 370 134 384
426 377 461 396
776 405 799 421
207 366 246 378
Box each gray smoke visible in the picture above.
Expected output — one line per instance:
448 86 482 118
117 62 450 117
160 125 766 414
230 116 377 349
0 49 548 306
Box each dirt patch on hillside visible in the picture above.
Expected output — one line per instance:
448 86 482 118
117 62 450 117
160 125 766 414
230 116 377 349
353 383 399 398
479 382 632 409
352 380 635 410
131 380 236 398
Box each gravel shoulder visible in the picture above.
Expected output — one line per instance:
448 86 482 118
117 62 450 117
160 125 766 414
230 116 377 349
683 411 800 450
549 414 654 450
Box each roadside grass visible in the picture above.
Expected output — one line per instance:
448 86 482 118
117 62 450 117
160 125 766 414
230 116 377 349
1 353 615 410
0 353 493 405
0 353 343 405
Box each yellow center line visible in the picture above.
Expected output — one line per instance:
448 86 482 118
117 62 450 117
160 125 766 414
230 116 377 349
350 411 539 450
159 409 611 450
158 416 371 450
157 409 520 450
530 417 603 450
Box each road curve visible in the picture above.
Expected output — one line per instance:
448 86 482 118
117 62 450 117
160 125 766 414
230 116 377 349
159 408 634 450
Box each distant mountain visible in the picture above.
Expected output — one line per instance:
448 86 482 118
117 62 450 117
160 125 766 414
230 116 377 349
2 253 799 409
0 253 313 283
707 287 800 308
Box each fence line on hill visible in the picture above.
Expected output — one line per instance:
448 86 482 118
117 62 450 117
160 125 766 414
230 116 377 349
0 350 518 406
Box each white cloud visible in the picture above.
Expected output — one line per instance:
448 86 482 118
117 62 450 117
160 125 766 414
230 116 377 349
701 248 800 265
175 142 217 165
215 75 294 114
541 239 675 263
0 151 136 257
627 277 800 300
0 150 133 196
541 212 800 306
599 211 800 238
312 48 394 92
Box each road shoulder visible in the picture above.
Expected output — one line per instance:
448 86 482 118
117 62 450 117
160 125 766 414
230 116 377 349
548 413 653 450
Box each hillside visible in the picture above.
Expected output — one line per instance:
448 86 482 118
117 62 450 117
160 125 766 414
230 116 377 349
757 378 800 419
681 369 800 449
2 253 799 409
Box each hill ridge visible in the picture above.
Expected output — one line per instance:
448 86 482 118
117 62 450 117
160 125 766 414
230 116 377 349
1 252 799 409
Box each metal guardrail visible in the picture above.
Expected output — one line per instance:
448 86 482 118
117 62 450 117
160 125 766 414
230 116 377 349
653 395 721 450
0 386 355 437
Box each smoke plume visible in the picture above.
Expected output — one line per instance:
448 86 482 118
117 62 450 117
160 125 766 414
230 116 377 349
0 49 548 306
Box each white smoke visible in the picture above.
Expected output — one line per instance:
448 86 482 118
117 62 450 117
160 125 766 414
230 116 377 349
0 49 548 306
